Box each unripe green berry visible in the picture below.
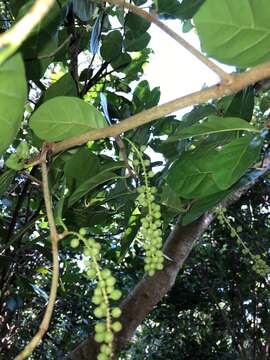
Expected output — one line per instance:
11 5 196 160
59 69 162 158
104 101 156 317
110 290 122 301
100 344 111 355
106 286 114 294
101 269 111 279
95 322 106 333
148 171 155 178
94 287 103 296
86 238 96 247
112 321 122 333
140 145 146 152
79 227 87 235
144 159 150 166
106 276 116 287
97 353 108 360
104 331 114 343
112 307 122 318
94 332 105 343
86 268 96 279
84 248 92 256
92 296 102 305
70 238 80 248
94 307 104 318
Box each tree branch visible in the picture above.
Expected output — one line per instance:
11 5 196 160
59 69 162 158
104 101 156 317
66 155 270 360
0 0 55 64
14 145 60 360
98 0 232 83
52 59 270 155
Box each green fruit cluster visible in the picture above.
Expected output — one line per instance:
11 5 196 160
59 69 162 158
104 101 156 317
128 141 165 277
137 184 164 277
216 208 270 278
69 229 122 360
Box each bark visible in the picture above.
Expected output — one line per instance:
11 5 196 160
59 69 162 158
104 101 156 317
66 156 270 360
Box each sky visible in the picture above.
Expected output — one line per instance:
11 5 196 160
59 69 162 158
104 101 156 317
142 20 232 116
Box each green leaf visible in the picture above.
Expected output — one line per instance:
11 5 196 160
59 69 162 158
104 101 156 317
182 189 231 225
207 135 262 190
0 170 15 197
167 149 221 199
124 31 151 52
67 161 125 207
167 116 258 142
90 15 102 55
42 73 78 103
260 96 270 113
160 184 183 211
167 135 262 199
158 0 205 20
100 30 123 62
0 54 27 155
125 12 150 33
119 210 141 260
194 0 270 67
29 96 107 141
18 1 60 80
111 53 132 71
73 0 96 21
225 87 255 121
64 148 100 188
182 165 267 225
133 80 160 112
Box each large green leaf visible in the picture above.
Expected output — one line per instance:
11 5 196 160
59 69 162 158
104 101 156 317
100 31 123 62
64 148 100 189
125 12 150 33
0 54 27 155
124 31 151 52
225 87 255 121
158 0 205 20
133 80 160 112
0 170 16 197
182 165 268 224
167 116 258 142
207 135 262 190
68 161 126 207
18 1 60 80
42 73 78 103
182 189 231 225
194 0 270 67
29 96 107 141
167 135 262 199
73 0 96 21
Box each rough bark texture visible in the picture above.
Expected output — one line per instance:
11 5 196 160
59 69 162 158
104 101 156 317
66 156 270 360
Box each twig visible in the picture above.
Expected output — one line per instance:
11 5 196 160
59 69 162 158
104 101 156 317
52 59 270 154
0 0 56 64
14 145 60 360
115 135 135 178
98 0 232 84
34 35 72 60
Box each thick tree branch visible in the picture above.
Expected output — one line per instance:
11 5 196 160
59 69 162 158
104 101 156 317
14 146 60 360
66 3 81 95
52 59 270 154
98 0 232 83
0 0 55 64
66 156 270 360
